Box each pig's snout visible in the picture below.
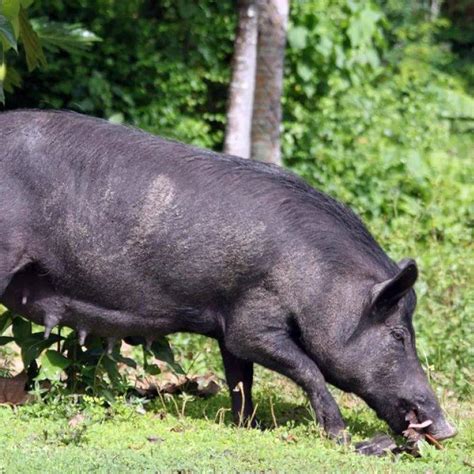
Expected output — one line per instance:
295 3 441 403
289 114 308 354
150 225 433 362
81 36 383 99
403 390 457 441
426 417 457 441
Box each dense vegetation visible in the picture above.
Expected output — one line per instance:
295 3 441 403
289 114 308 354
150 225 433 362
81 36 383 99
0 0 472 470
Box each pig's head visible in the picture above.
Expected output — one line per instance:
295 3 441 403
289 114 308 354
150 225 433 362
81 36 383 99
321 258 457 441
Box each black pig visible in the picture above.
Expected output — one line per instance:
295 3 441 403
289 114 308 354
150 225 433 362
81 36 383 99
0 110 456 444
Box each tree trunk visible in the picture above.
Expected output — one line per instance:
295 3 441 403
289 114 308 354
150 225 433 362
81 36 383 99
224 0 259 158
251 0 289 165
430 0 441 19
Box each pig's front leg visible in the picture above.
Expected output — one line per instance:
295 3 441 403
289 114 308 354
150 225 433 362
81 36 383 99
219 341 255 426
225 297 347 439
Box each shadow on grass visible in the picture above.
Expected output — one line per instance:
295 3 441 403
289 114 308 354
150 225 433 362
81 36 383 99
149 390 390 440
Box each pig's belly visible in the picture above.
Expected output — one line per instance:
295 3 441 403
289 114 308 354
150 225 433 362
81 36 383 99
1 271 220 341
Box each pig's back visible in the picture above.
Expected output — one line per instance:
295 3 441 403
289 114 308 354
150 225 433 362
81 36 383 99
1 111 287 307
0 110 392 312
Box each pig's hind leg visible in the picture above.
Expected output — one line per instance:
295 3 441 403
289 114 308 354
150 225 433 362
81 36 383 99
0 236 30 298
224 292 347 439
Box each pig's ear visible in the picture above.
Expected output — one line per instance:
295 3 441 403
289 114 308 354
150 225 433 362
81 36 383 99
370 259 418 314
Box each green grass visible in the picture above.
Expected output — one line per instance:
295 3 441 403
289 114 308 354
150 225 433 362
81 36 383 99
0 369 472 473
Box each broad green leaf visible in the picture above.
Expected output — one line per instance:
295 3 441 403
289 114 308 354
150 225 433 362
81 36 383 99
0 45 6 79
21 333 60 367
347 7 381 48
38 349 71 381
30 18 101 55
108 112 124 124
0 14 17 51
346 0 359 13
435 87 474 119
12 316 31 342
315 36 332 58
115 354 137 369
101 355 122 388
18 6 46 71
20 0 34 8
150 338 184 375
405 150 428 181
144 364 161 375
0 0 20 37
0 310 12 335
364 49 380 69
0 336 14 345
288 26 308 50
99 388 116 405
1 0 21 18
296 62 312 82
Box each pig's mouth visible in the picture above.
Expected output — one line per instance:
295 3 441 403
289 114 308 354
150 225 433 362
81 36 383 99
403 410 441 448
376 398 457 444
363 394 457 446
355 408 456 457
356 396 457 456
400 408 457 446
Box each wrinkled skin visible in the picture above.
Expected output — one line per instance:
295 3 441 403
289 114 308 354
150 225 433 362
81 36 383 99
0 110 456 444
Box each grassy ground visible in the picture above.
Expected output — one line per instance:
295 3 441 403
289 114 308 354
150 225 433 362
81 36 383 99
0 365 472 473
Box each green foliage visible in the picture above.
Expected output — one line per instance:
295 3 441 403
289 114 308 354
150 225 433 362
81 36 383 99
5 0 235 147
0 0 45 101
0 0 100 102
0 309 182 401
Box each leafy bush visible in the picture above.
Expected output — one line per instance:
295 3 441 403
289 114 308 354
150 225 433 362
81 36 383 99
0 309 182 402
0 0 99 102
6 0 235 148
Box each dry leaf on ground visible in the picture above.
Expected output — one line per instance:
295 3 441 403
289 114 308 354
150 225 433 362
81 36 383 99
136 373 221 399
0 372 32 405
68 413 86 428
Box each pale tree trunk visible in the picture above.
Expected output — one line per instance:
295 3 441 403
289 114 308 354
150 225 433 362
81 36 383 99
430 0 441 19
224 0 259 158
251 0 289 165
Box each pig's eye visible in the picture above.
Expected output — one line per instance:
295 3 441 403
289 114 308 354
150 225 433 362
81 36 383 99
391 328 405 342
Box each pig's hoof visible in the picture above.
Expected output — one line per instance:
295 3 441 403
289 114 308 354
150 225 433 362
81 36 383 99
355 433 397 456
